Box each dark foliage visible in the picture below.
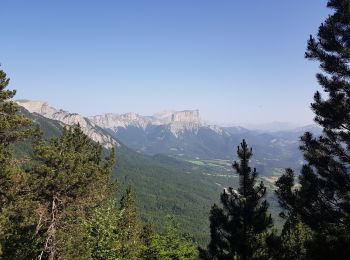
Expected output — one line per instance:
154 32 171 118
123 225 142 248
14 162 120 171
276 1 350 259
200 140 272 260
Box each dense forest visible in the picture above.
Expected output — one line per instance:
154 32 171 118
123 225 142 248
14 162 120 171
1 0 350 259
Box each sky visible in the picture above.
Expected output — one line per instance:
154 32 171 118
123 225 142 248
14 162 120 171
1 1 330 126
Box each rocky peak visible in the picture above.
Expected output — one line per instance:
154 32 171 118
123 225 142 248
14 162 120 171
17 101 215 140
151 110 202 125
16 100 118 148
89 112 150 130
89 109 205 137
171 110 201 123
16 100 58 117
122 112 139 120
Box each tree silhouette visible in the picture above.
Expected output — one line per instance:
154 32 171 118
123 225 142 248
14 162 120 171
200 140 272 260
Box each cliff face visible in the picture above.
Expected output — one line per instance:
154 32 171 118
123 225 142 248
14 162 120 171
16 100 118 148
89 109 204 137
17 101 221 151
89 113 151 130
17 100 208 140
15 100 309 169
171 110 200 123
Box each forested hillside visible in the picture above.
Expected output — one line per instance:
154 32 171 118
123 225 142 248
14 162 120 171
14 108 224 244
15 107 282 245
2 0 350 259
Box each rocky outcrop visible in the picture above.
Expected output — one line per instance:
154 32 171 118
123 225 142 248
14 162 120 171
16 100 235 142
89 109 205 137
89 113 151 130
16 100 118 148
171 110 201 123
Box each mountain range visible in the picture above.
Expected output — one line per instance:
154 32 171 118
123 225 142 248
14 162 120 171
16 100 321 177
15 100 321 243
16 103 226 244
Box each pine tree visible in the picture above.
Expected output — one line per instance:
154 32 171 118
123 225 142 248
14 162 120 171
0 67 33 211
0 67 35 258
140 223 157 259
145 215 198 260
85 199 124 260
85 187 154 260
277 217 313 260
275 1 350 258
117 185 143 259
28 125 116 259
200 140 272 260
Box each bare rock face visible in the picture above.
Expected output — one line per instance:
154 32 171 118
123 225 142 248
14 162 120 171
17 100 224 143
171 110 200 123
89 113 151 130
89 109 204 137
16 100 118 148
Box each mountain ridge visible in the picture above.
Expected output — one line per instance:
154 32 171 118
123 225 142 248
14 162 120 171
15 102 232 244
16 100 119 148
14 99 300 243
15 100 321 175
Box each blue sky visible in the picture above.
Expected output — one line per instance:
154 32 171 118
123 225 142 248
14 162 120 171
1 1 329 125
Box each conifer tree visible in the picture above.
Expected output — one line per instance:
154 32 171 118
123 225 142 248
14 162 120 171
85 188 153 260
28 126 115 259
145 215 198 260
140 223 156 259
117 185 143 259
0 67 33 211
276 1 350 258
200 140 272 260
277 217 313 260
0 67 34 257
85 199 124 259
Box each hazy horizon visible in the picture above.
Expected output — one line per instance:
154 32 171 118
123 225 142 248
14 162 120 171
16 99 316 131
2 1 329 125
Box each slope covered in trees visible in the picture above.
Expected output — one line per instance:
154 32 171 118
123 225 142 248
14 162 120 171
3 1 350 258
14 106 225 244
0 67 198 259
18 107 285 246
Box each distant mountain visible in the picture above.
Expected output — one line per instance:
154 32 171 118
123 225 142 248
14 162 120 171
16 100 118 148
17 101 321 176
15 100 300 243
90 111 231 159
15 104 228 244
89 110 320 175
89 109 203 138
